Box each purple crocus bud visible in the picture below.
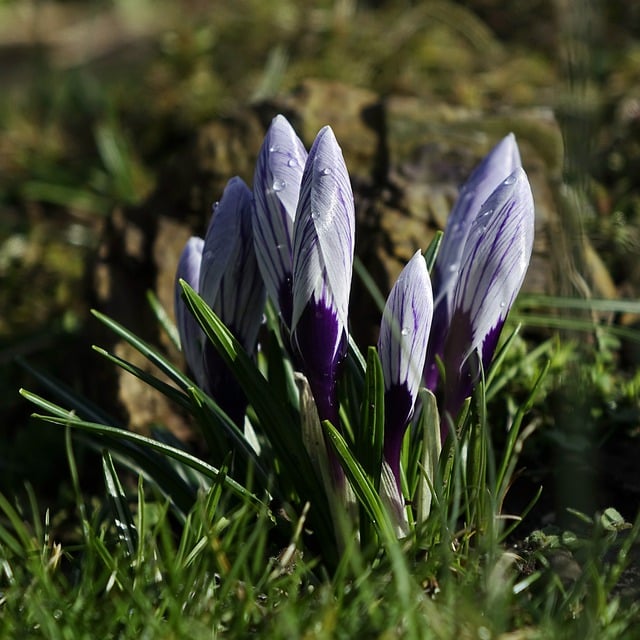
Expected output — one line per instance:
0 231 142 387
175 236 206 387
378 250 433 487
442 167 534 428
200 177 266 356
290 126 355 426
198 176 267 424
253 115 308 327
425 134 522 390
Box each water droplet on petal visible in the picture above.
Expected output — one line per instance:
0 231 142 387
503 174 517 185
269 145 280 153
287 158 297 167
448 263 458 273
499 301 506 308
401 327 411 336
320 167 332 176
272 179 286 192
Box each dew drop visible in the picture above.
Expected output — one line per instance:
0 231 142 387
269 145 280 153
320 167 332 176
401 327 411 336
272 179 286 192
287 158 297 168
448 263 458 273
499 301 506 308
503 174 517 185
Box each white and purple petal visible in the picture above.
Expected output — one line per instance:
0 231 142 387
253 115 308 325
425 134 522 390
379 251 433 420
378 250 433 485
291 126 355 422
443 167 534 419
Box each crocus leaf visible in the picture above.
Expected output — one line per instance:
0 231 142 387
357 346 385 493
21 388 263 508
91 309 193 390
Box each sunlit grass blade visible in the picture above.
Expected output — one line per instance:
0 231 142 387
510 312 640 344
518 293 640 314
414 389 441 526
102 451 138 558
423 230 443 272
147 289 180 350
354 255 387 314
0 493 38 558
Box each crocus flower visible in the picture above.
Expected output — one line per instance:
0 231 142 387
424 134 522 390
442 167 534 428
290 126 355 426
253 115 308 327
175 236 206 387
378 250 433 487
175 176 266 426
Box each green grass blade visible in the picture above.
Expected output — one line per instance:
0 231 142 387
102 451 138 557
423 230 443 272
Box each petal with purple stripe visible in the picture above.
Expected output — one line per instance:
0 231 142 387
253 115 308 326
425 134 522 389
378 250 433 485
443 167 534 421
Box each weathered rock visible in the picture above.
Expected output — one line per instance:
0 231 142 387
90 79 616 436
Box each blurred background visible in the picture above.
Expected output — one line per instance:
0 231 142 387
2 0 640 522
